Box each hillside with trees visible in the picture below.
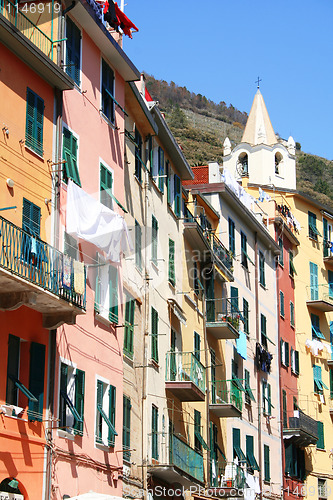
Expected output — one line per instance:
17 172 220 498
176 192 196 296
145 74 333 209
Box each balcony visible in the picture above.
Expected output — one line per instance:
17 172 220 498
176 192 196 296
0 216 86 328
209 380 243 417
283 410 318 447
273 205 300 246
323 240 333 262
148 432 204 486
183 208 233 281
210 461 246 495
206 298 240 340
0 0 73 90
165 351 206 402
306 284 333 312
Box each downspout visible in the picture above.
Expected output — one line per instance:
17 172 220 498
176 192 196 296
276 239 284 495
255 232 262 500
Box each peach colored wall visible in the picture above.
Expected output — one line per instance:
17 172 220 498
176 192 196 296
0 44 54 242
0 308 49 500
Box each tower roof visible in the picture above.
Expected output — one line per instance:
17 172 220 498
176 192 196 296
241 90 277 146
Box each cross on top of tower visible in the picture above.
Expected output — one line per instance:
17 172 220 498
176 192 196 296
255 76 262 89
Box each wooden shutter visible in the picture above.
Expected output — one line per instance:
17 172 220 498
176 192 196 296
294 350 299 375
6 334 20 405
264 445 270 481
282 390 287 428
26 89 35 148
280 291 285 317
230 286 239 314
232 428 240 459
35 96 44 156
317 421 324 449
229 218 235 255
123 396 131 461
100 164 113 209
152 405 158 459
151 308 159 363
108 385 116 445
168 239 175 285
259 251 265 286
62 128 81 186
194 332 200 361
28 342 45 421
328 270 333 299
285 342 289 367
279 237 284 266
323 218 329 257
174 175 181 217
108 265 118 324
135 221 142 269
310 262 318 300
74 369 85 434
96 380 103 442
158 147 164 192
59 363 68 427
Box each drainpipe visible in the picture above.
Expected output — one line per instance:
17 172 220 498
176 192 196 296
44 329 56 500
203 291 210 487
255 232 262 500
276 240 284 495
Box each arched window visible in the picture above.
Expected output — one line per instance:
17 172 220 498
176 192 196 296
275 152 283 175
237 152 248 176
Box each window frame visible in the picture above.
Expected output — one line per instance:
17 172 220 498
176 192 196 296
243 298 249 334
259 250 266 287
308 211 321 241
62 125 81 186
151 404 159 460
101 58 115 124
168 238 175 286
124 294 135 359
228 218 235 256
278 237 284 267
58 358 85 436
280 290 285 318
264 444 270 482
151 307 159 363
65 16 81 86
25 87 44 157
95 377 117 448
100 162 114 210
123 395 131 462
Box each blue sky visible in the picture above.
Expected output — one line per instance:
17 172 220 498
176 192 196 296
124 0 333 161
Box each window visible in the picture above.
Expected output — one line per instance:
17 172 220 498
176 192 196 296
151 215 158 265
59 361 85 434
230 286 239 315
244 369 255 403
278 237 284 266
285 442 306 480
134 127 143 183
318 479 327 499
151 405 158 460
290 301 295 327
311 313 325 339
96 379 117 447
313 365 328 394
280 339 289 367
167 164 181 217
308 211 321 240
62 127 81 185
243 298 249 334
282 390 287 428
241 232 253 269
289 251 296 277
259 251 266 287
193 261 199 295
229 218 235 255
232 428 247 462
194 332 201 362
123 396 131 462
100 163 113 209
124 295 135 359
264 445 270 482
22 198 41 264
328 270 333 299
290 347 299 375
158 147 164 192
151 307 159 363
6 334 46 421
262 379 273 415
246 435 259 471
26 88 44 156
135 220 142 270
280 291 285 318
101 59 115 123
95 256 118 324
168 239 175 286
309 261 319 300
261 314 267 348
65 17 81 85
194 409 202 453
316 421 325 450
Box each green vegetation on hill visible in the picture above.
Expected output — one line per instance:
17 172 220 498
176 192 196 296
145 74 333 209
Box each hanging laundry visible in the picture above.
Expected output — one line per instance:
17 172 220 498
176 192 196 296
103 0 118 28
101 0 139 38
31 237 37 255
305 338 324 356
73 260 85 295
114 3 139 38
66 180 133 262
258 187 272 202
236 330 247 360
62 255 72 290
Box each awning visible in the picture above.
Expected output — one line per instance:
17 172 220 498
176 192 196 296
168 299 186 325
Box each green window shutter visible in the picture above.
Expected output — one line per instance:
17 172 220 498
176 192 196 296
323 218 329 257
135 221 142 270
6 334 20 405
62 128 81 186
264 445 270 482
241 232 247 268
174 175 181 217
311 313 324 339
309 262 319 300
28 342 45 421
244 369 255 402
100 164 113 209
194 332 201 362
108 385 116 445
152 215 158 264
124 297 135 358
151 307 159 363
168 239 175 286
267 383 272 415
246 435 259 470
228 218 235 255
243 298 249 334
166 161 172 204
285 342 289 367
280 291 285 318
284 442 293 475
259 251 265 286
290 301 295 327
278 237 284 266
26 88 44 156
101 59 115 122
230 286 239 314
282 390 287 428
74 369 85 434
66 17 81 85
308 211 321 239
108 265 118 324
194 409 202 452
123 396 131 461
22 198 41 237
59 363 68 427
317 421 324 449
294 350 299 375
261 314 267 347
232 427 240 459
289 251 297 277
152 405 158 459
96 380 103 442
158 147 164 192
328 270 333 299
134 127 143 182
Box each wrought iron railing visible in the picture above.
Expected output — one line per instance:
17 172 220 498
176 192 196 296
306 284 333 303
0 0 55 60
288 411 318 439
206 297 242 329
170 433 204 482
210 379 243 412
0 215 86 309
210 460 246 489
165 351 206 393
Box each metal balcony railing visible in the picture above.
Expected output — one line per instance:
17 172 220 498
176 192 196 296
306 284 333 304
210 380 243 412
165 351 206 393
210 460 246 489
206 297 242 329
170 433 204 483
0 215 86 309
288 411 318 439
0 0 55 60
